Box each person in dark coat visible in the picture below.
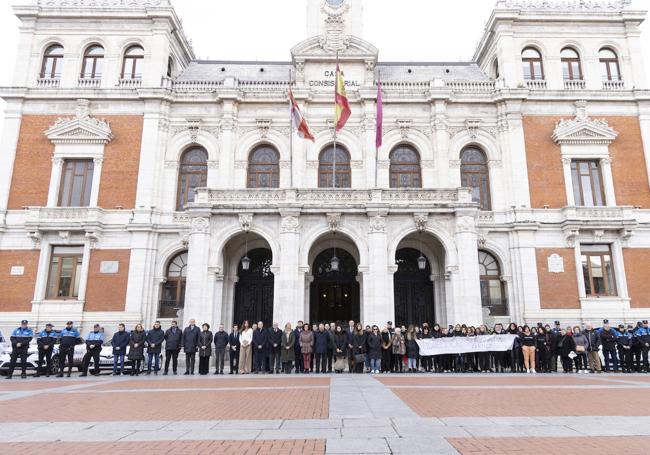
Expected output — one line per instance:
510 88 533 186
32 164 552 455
406 326 419 373
332 325 348 373
380 325 393 373
182 319 200 375
268 323 282 374
252 321 269 373
558 328 577 373
198 324 213 375
128 324 146 376
367 325 382 374
213 324 229 375
280 323 295 374
314 324 330 374
228 324 240 374
164 320 182 375
352 323 367 374
145 321 165 375
293 321 304 374
111 323 130 376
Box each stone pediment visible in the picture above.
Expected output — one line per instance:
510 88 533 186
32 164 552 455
291 35 378 62
552 101 618 145
45 100 113 145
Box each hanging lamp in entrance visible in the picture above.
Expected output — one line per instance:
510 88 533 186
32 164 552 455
241 233 251 271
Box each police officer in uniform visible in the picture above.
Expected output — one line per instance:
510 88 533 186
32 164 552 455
5 320 33 379
57 321 82 377
635 320 650 373
80 324 104 377
616 324 633 373
35 323 57 377
599 320 619 373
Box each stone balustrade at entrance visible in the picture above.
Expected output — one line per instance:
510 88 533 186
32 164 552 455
192 188 475 210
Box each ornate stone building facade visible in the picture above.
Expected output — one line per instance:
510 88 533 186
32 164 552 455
1 0 650 335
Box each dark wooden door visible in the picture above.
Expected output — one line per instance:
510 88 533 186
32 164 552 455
234 248 274 326
394 248 435 327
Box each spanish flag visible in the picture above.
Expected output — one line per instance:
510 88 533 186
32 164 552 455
334 64 351 131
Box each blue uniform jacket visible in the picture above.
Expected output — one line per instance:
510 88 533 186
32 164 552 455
37 330 58 350
10 327 33 350
85 331 104 350
59 328 82 348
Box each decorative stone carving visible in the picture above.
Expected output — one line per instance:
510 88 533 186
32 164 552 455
553 100 618 145
234 160 247 170
326 213 341 233
377 160 390 170
280 160 292 170
319 0 352 52
36 0 172 6
477 234 487 249
488 160 502 169
27 231 42 248
565 228 580 247
45 99 113 145
93 157 104 167
421 160 435 169
496 0 631 11
306 160 320 170
187 119 202 143
397 119 412 139
449 160 461 169
465 119 481 139
414 213 429 233
281 216 300 233
58 231 71 243
190 217 210 234
164 160 179 170
85 231 100 248
456 216 475 233
368 216 386 233
350 160 363 169
593 229 606 242
207 160 219 169
239 214 253 232
256 119 271 139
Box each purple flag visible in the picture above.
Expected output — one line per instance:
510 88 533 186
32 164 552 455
376 79 383 149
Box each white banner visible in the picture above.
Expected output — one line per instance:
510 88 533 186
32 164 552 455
415 335 518 356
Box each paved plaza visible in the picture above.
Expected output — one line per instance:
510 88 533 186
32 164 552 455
2 374 650 454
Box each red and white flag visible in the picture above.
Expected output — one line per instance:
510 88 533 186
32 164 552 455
289 88 315 142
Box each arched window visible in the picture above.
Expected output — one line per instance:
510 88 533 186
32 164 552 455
167 56 174 78
599 48 621 81
121 45 144 80
41 44 64 79
319 145 351 188
561 47 582 81
389 145 421 188
478 251 508 316
522 47 544 80
247 145 280 188
461 147 491 210
81 45 104 79
159 251 187 318
176 147 208 211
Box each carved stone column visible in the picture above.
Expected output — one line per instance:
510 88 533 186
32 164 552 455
452 210 483 325
184 216 212 325
274 213 303 324
364 212 390 325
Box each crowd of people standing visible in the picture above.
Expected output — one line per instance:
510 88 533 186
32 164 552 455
3 318 650 379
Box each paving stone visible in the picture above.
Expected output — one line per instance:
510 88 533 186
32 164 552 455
214 419 282 430
163 420 221 430
259 428 342 440
394 424 471 438
387 436 460 454
440 417 493 426
90 421 169 431
325 438 391 454
487 416 547 426
177 429 262 441
343 418 391 428
568 423 650 436
282 419 342 429
463 425 524 437
341 426 397 438
118 430 189 442
521 425 582 437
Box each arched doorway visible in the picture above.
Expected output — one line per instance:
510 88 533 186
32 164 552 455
159 251 187 319
310 248 360 324
233 248 274 326
394 248 435 327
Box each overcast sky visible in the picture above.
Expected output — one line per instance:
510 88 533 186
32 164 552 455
0 0 649 138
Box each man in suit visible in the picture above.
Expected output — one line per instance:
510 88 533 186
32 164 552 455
268 322 282 374
182 319 200 375
252 321 268 373
347 320 355 373
228 324 240 374
293 321 304 374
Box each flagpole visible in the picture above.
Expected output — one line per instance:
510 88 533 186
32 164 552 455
375 69 380 189
332 53 338 190
289 69 294 189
